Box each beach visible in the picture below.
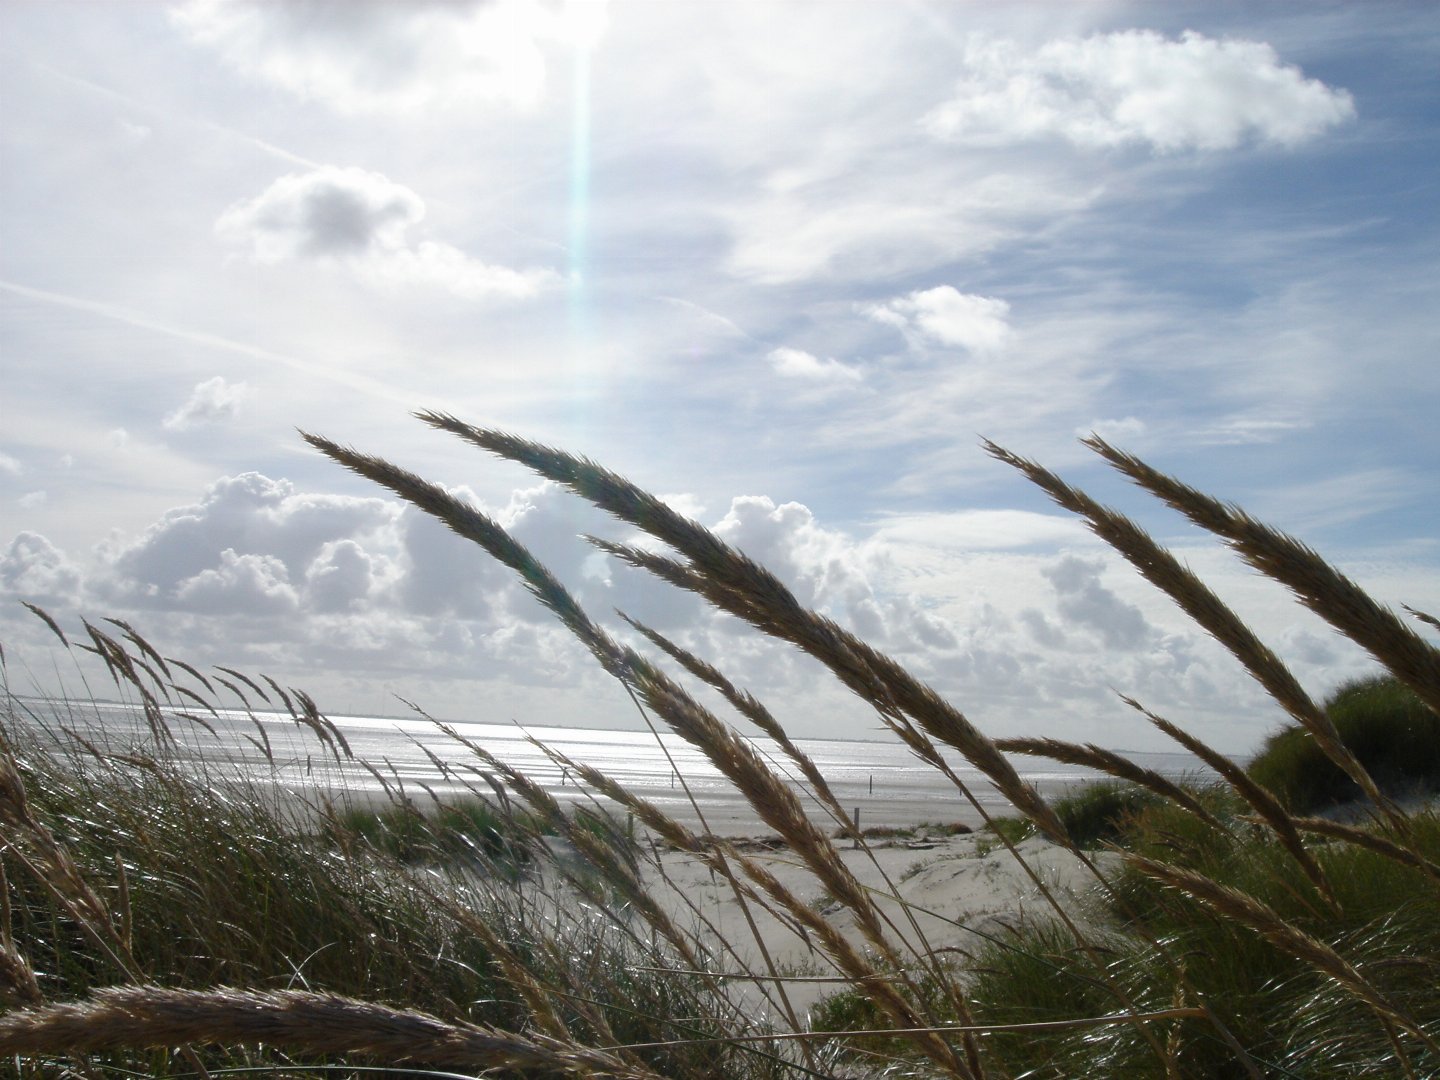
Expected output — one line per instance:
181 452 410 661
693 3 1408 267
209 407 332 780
544 827 1120 1016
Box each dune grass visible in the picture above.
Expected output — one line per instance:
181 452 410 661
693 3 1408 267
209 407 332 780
0 415 1436 1077
1248 673 1440 814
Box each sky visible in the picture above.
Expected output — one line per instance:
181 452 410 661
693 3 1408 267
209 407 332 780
2 1 1437 756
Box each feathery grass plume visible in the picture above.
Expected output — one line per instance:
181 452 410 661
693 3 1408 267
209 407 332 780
586 532 1179 1049
619 614 847 823
165 655 214 696
1084 434 1440 719
0 861 42 1007
415 411 1065 844
20 601 69 647
1406 604 1440 633
985 438 1400 825
104 618 173 685
327 418 1195 1069
616 618 989 1033
0 985 662 1077
442 724 815 1047
1126 852 1436 1055
215 665 272 705
302 433 971 1020
1269 814 1440 882
995 736 1228 834
1119 695 1337 907
78 619 173 747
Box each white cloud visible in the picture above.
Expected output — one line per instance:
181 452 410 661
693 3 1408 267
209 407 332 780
1079 417 1147 442
164 376 249 432
0 453 20 477
867 286 1012 353
97 472 400 609
175 548 301 615
216 166 558 300
924 30 1356 153
766 346 862 383
0 533 82 605
174 0 609 114
1042 555 1152 651
305 539 376 613
217 167 423 262
18 492 47 510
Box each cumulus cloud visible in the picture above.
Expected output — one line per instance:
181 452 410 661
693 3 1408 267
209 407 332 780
0 453 21 477
766 346 862 383
175 549 300 615
174 0 609 114
867 286 1012 353
924 30 1356 153
711 494 955 649
216 166 558 300
1042 555 1152 651
0 532 82 605
164 376 248 432
18 492 46 510
97 471 400 610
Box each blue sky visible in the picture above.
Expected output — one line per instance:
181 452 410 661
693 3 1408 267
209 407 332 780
2 1 1437 754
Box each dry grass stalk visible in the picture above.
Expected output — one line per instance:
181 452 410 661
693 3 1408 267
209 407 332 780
995 735 1228 833
1278 814 1440 883
986 438 1401 826
1118 695 1337 907
1084 434 1440 720
414 412 1065 844
448 727 810 1042
1126 852 1435 1053
1405 604 1440 633
615 620 991 1031
0 985 661 1077
0 745 130 976
620 615 847 823
463 737 976 1075
0 860 41 1007
305 431 983 1066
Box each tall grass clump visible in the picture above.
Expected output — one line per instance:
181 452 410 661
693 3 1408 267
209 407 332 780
1248 674 1440 814
0 411 1435 1077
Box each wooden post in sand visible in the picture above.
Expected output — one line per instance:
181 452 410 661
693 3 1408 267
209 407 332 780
852 806 860 849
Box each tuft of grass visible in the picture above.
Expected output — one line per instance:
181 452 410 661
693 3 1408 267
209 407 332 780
1248 674 1440 814
1051 780 1161 848
324 793 543 870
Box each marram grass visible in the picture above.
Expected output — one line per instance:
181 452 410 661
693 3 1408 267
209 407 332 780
0 416 1434 1078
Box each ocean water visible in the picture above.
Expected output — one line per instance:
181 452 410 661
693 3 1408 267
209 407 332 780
7 696 1217 832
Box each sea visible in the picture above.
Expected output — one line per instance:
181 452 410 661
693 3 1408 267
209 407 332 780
5 695 1218 834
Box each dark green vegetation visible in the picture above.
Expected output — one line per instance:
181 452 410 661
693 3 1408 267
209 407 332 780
1248 674 1440 813
1 415 1437 1077
324 793 543 869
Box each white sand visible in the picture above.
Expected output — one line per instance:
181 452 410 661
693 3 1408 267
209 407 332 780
552 828 1121 1017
